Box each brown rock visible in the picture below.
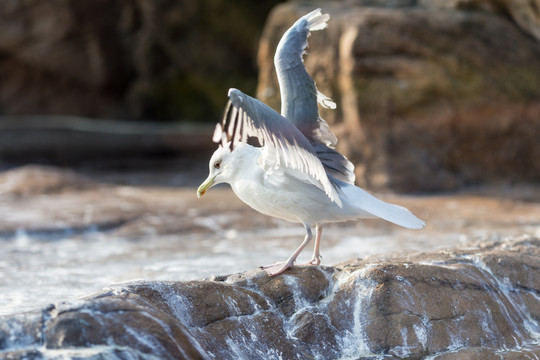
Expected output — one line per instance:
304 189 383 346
0 165 94 197
44 296 209 359
495 0 540 42
1 236 540 359
257 2 540 191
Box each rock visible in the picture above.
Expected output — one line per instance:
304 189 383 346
0 0 282 122
0 165 274 239
257 1 540 191
1 235 540 359
0 165 94 197
494 0 540 42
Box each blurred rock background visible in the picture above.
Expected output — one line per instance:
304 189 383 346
1 0 539 191
0 0 282 121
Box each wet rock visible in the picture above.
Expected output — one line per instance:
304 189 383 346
257 1 540 191
44 296 209 359
1 235 540 359
0 165 279 240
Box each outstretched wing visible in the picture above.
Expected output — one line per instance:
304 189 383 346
275 8 336 145
275 8 355 185
213 88 342 207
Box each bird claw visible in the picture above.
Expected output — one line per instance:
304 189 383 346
304 253 322 266
304 257 321 266
260 261 293 276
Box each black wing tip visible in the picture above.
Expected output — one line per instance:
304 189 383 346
221 90 248 152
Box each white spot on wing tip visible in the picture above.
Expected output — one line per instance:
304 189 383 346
317 91 336 109
323 99 336 109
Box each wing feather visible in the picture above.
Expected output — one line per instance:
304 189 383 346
275 8 336 146
312 143 356 184
214 88 342 207
274 8 356 185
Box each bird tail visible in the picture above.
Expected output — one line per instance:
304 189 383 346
341 184 426 230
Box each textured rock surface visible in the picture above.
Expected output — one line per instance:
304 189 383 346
0 0 282 121
257 1 540 191
1 236 540 359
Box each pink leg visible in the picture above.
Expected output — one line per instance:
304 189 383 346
305 224 323 265
262 225 313 276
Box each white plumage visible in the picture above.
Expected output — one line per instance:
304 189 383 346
197 9 425 276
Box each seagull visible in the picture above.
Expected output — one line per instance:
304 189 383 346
197 8 425 276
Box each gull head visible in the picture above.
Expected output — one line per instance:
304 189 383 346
197 146 236 198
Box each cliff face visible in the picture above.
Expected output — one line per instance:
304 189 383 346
257 1 540 192
1 236 539 359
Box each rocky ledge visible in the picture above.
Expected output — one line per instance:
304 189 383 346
1 235 539 359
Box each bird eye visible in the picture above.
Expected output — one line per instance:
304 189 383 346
214 160 221 169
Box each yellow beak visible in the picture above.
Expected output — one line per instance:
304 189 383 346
197 176 216 198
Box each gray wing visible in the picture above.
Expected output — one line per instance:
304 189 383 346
275 8 355 185
312 143 356 185
275 8 335 145
214 88 342 207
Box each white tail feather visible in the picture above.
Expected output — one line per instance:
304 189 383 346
342 184 426 230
